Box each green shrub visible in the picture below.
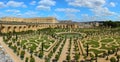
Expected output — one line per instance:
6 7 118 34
25 57 29 62
20 51 25 60
30 57 35 62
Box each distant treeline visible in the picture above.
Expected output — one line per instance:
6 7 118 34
101 20 120 28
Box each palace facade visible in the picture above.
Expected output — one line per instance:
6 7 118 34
0 17 98 33
0 17 58 23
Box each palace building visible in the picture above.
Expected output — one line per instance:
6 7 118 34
0 17 58 23
0 17 97 33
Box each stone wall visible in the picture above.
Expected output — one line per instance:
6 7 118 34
0 17 58 23
0 23 79 33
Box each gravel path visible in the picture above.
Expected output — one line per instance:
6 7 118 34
58 39 69 62
50 39 64 61
70 39 75 60
0 37 23 62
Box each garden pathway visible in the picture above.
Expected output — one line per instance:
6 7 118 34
59 39 69 62
50 39 64 61
0 37 23 62
70 39 75 60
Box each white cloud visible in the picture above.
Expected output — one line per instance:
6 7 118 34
36 5 50 10
81 14 109 21
81 14 89 17
36 0 56 10
65 13 79 21
0 12 5 17
50 13 59 18
91 7 115 16
13 11 38 17
30 1 36 5
5 9 20 13
22 5 27 8
6 1 27 8
17 13 22 16
24 11 38 17
66 0 105 8
38 0 55 6
115 15 120 21
55 8 80 13
66 0 116 17
55 8 80 21
11 11 38 17
0 2 6 8
0 1 27 8
110 2 116 7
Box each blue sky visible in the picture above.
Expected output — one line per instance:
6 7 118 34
0 0 120 22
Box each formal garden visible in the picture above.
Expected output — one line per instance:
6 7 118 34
2 27 120 62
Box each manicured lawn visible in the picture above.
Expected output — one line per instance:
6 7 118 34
100 38 113 43
27 43 37 51
89 49 105 54
44 45 50 49
29 39 36 42
100 44 118 50
50 40 55 43
86 40 99 48
59 33 81 38
21 40 27 45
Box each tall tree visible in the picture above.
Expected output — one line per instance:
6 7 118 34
41 41 44 58
110 57 116 62
86 43 89 56
15 34 18 40
95 53 98 62
116 55 120 62
42 41 44 53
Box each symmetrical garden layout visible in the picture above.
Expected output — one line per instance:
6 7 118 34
1 28 120 62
